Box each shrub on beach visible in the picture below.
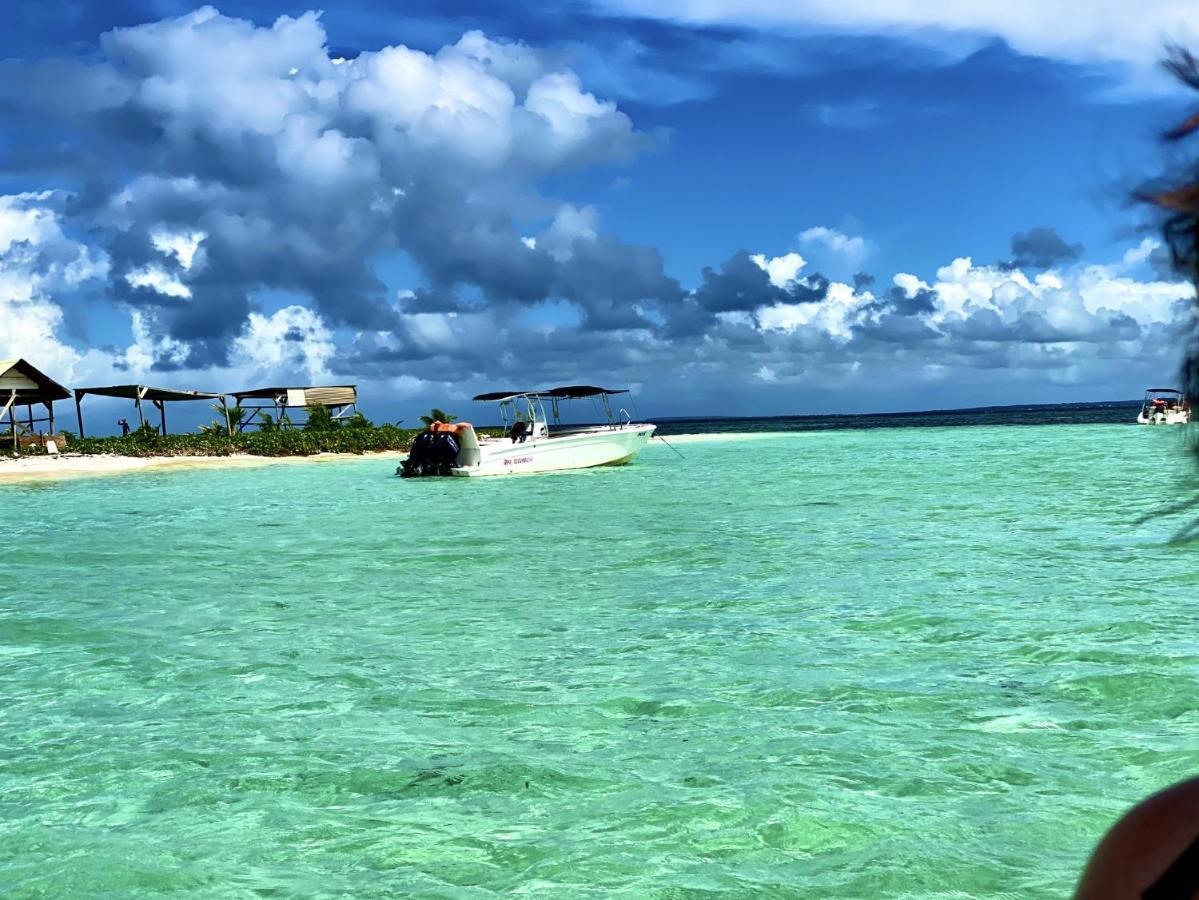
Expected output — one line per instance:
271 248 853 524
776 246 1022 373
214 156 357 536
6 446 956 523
29 424 503 459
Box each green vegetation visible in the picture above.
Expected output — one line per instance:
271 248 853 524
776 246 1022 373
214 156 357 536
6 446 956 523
8 421 503 458
6 402 492 458
25 425 419 458
302 404 337 431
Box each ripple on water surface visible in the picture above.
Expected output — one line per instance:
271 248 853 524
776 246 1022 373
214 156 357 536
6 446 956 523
2 423 1198 897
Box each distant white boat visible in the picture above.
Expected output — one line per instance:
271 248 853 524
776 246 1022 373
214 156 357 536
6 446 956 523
399 385 655 477
1136 388 1190 425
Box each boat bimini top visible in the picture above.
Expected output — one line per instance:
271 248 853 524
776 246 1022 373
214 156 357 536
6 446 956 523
471 385 635 434
471 385 629 402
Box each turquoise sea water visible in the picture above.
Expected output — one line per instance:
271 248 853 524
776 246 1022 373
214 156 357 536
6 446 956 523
3 423 1198 897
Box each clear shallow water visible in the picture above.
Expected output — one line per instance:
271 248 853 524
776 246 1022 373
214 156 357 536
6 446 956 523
2 424 1198 897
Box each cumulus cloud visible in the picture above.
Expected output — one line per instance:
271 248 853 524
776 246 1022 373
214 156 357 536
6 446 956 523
355 237 1190 412
799 226 869 268
230 306 335 382
0 7 660 370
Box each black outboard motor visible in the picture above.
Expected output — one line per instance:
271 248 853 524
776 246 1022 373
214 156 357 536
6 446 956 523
430 431 459 475
399 430 460 477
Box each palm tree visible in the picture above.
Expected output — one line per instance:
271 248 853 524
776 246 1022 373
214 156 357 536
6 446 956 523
197 402 243 435
419 407 457 427
1149 48 1199 449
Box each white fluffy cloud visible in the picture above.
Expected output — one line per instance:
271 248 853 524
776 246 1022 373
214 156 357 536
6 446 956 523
105 10 638 176
0 193 109 380
799 226 868 268
124 265 191 299
230 306 335 382
751 251 806 287
596 0 1198 70
753 247 1191 344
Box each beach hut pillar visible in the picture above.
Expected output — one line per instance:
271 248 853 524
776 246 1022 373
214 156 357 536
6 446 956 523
3 390 16 451
47 399 54 435
135 385 147 428
220 395 232 436
153 398 166 435
74 391 85 438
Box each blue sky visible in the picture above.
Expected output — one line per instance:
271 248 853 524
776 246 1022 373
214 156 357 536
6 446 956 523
1 1 1197 428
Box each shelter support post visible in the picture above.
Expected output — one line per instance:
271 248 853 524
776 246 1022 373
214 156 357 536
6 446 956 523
135 386 147 428
47 400 54 436
75 391 85 438
3 390 16 451
153 398 166 435
221 396 232 436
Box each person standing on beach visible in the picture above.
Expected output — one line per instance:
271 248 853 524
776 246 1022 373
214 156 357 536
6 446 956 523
118 418 130 436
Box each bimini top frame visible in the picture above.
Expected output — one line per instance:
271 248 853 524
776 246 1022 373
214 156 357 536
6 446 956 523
472 385 633 430
472 385 628 402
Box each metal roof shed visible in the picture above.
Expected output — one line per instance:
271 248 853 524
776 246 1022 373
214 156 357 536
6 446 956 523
228 385 357 431
73 385 229 436
0 359 71 450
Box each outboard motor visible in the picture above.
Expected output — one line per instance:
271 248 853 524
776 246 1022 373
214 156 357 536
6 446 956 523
399 428 460 477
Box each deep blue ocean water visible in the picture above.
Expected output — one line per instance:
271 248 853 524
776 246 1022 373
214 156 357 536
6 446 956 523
652 401 1141 436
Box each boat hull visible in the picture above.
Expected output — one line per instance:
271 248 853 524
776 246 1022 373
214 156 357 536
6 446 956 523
451 425 655 476
1137 410 1190 425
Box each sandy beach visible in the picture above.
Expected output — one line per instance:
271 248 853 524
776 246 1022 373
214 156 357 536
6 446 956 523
0 450 408 485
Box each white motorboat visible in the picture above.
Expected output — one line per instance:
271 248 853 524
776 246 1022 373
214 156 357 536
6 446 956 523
398 385 655 477
1136 388 1190 425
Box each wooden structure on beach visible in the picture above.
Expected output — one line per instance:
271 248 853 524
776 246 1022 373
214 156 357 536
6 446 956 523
0 359 71 450
73 384 230 436
229 385 357 431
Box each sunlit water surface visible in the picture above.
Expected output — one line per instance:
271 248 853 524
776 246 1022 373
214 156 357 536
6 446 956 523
3 423 1198 897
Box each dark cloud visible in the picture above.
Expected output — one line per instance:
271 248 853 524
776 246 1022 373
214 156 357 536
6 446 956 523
399 289 476 314
876 285 937 316
554 237 684 330
854 312 941 343
1002 227 1083 270
693 251 829 313
941 307 1143 344
788 272 830 304
694 251 787 312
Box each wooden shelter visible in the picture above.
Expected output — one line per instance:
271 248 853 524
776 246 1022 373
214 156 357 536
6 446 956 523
0 359 71 450
228 385 357 431
73 385 230 437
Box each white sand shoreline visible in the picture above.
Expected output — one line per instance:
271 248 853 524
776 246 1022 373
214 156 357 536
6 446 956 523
0 450 407 485
0 432 777 485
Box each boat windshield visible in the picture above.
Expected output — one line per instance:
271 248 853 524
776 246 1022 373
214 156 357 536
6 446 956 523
496 394 548 439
